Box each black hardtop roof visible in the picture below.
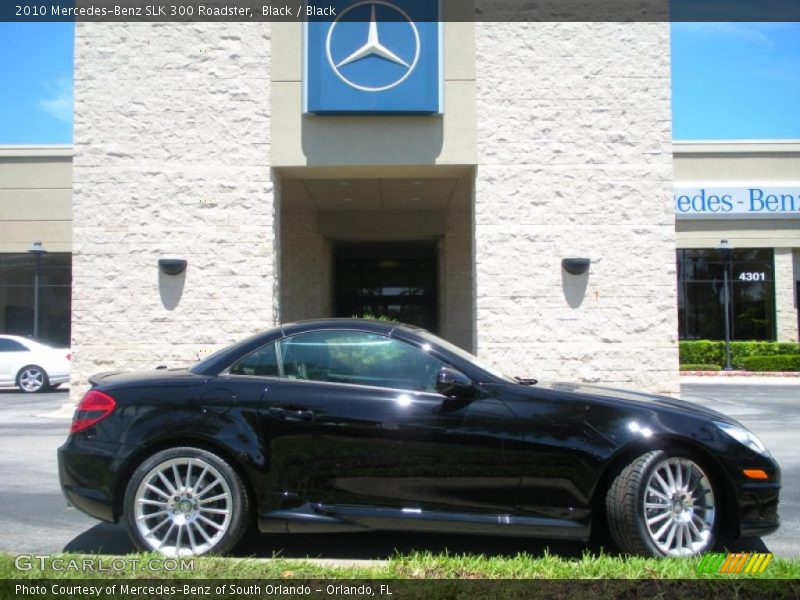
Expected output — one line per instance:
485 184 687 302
281 318 424 336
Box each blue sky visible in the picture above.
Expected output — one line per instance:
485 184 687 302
671 22 800 139
0 23 73 144
0 22 798 143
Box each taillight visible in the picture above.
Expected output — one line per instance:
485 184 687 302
71 390 116 434
66 353 71 361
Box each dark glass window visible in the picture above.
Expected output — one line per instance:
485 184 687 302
677 248 775 341
334 242 438 333
0 253 72 347
0 338 29 352
278 330 447 392
229 343 279 377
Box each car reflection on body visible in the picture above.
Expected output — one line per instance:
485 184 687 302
58 319 779 557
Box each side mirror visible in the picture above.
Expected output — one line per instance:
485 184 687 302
436 367 473 398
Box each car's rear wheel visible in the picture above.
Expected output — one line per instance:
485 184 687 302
124 447 250 557
606 450 717 557
17 365 49 393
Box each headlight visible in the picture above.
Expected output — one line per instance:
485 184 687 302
714 421 770 457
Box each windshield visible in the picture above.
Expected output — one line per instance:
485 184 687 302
414 329 517 383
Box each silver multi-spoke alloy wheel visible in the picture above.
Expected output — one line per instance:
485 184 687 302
133 457 233 557
643 457 715 556
606 449 718 557
18 366 47 393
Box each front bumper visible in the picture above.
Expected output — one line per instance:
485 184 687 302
737 480 780 537
727 453 781 539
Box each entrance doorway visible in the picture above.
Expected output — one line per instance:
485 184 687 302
334 242 438 332
276 171 475 350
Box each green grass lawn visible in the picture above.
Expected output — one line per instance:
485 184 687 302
3 550 800 580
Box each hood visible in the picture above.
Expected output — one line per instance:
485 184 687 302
535 381 733 423
89 368 210 389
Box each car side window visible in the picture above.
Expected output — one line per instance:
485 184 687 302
278 330 447 393
0 339 28 352
228 342 279 377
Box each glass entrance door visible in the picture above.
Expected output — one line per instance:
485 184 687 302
334 242 438 332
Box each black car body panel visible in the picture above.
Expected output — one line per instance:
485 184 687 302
58 319 780 544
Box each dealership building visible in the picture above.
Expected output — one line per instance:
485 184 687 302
0 19 798 400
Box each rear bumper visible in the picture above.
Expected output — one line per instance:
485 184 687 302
57 440 122 524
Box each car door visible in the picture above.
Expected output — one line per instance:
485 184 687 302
0 338 31 386
258 329 519 516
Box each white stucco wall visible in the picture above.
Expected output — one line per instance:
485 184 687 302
71 23 277 399
474 23 679 394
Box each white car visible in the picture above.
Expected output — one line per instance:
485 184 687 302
0 335 70 393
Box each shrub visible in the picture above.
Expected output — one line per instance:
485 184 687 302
680 341 800 369
679 364 722 372
740 354 800 372
679 341 723 366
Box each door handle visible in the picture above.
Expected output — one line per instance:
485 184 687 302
267 406 315 423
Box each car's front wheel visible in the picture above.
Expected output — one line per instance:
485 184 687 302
17 365 49 393
124 447 250 557
606 450 717 557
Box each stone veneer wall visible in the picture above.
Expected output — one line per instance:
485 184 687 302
439 181 475 352
278 195 332 324
775 248 799 342
71 23 276 401
474 23 679 395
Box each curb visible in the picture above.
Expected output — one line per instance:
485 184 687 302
681 375 800 385
680 371 800 377
37 403 77 419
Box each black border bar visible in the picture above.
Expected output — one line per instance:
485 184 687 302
4 578 800 600
2 0 800 22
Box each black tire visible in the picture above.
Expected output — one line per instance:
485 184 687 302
16 365 49 393
124 446 250 557
605 450 717 557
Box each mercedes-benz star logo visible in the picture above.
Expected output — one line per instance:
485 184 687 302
326 1 420 93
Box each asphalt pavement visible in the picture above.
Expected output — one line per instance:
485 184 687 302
681 381 800 559
0 382 797 559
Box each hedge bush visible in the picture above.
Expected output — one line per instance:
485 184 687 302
740 354 800 372
679 364 722 372
679 341 800 369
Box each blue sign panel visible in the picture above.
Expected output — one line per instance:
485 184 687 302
305 1 442 114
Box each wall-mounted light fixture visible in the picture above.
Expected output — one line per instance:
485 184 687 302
158 258 187 276
562 257 591 275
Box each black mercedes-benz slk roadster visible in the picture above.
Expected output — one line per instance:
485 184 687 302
58 319 780 558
